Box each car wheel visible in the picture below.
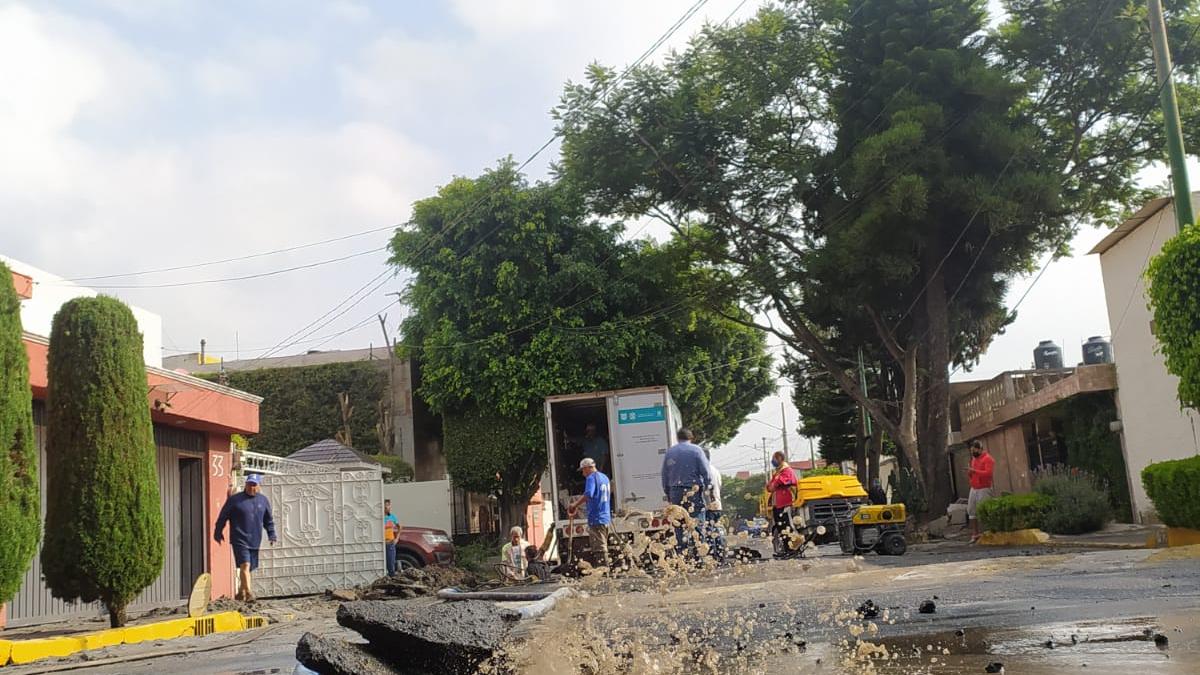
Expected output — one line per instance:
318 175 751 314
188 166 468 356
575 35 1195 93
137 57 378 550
878 532 907 556
397 552 423 569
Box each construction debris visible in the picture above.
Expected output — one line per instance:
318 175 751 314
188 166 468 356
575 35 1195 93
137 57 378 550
295 632 402 675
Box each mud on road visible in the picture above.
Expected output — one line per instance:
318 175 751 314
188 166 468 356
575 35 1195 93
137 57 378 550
497 546 1200 674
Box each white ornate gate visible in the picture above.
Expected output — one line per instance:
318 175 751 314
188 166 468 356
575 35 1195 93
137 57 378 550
240 451 383 597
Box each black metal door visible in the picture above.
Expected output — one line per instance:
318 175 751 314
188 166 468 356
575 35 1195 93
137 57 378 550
178 457 206 597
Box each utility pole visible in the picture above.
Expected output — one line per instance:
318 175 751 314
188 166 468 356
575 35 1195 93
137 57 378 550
1149 0 1195 232
762 436 769 477
808 435 816 468
780 401 790 457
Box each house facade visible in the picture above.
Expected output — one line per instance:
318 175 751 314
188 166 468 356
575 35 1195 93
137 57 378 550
1090 193 1200 523
2 258 261 628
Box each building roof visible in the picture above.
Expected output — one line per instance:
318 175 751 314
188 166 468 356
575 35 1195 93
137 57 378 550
164 346 391 374
1088 192 1198 256
287 438 379 466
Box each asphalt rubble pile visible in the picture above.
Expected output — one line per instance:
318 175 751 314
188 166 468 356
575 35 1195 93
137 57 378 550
297 598 521 675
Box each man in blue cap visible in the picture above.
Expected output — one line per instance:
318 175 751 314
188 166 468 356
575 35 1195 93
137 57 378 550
214 473 277 602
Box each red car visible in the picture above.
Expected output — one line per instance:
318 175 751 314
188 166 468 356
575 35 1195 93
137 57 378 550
394 526 455 568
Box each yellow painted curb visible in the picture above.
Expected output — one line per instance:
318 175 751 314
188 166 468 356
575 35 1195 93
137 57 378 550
7 636 87 666
0 612 265 667
978 528 1050 546
1148 527 1200 548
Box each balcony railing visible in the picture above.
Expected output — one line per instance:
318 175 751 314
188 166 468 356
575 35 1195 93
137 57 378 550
958 368 1076 428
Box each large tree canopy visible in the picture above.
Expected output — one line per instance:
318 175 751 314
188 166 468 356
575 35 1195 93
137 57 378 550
556 0 1200 518
390 164 773 529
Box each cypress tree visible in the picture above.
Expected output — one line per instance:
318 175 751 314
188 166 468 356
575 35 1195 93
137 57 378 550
41 296 164 627
0 262 39 603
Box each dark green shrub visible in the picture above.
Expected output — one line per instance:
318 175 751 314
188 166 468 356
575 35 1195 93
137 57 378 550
204 361 388 456
0 263 39 603
1055 393 1131 520
1033 465 1111 535
1146 223 1200 409
977 493 1053 532
42 297 164 627
804 465 844 477
1142 456 1200 529
371 454 415 483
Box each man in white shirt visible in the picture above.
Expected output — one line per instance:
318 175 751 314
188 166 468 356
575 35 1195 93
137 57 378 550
703 448 726 561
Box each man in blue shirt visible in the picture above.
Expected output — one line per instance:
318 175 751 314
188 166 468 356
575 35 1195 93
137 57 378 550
661 428 711 558
214 474 277 602
568 457 612 570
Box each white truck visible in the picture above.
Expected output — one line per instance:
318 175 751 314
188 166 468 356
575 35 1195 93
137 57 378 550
544 385 683 558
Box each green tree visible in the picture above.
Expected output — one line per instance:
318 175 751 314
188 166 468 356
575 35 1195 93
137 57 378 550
0 263 39 603
391 164 773 531
42 297 164 628
556 0 1199 518
720 472 767 522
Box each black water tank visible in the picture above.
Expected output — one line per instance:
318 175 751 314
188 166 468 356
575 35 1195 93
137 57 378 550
1034 340 1063 369
1082 336 1113 365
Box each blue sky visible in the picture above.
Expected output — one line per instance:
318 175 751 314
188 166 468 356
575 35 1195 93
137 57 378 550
3 0 1195 473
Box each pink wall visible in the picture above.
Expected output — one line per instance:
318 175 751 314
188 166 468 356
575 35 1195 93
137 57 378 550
205 434 235 599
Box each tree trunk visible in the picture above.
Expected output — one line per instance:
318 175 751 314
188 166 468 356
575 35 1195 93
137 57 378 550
497 492 528 539
868 428 884 488
854 406 868 485
107 602 127 628
916 254 954 521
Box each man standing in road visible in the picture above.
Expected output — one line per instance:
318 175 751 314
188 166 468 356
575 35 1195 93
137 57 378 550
569 457 613 571
967 440 995 543
384 499 402 576
661 428 711 557
214 474 277 602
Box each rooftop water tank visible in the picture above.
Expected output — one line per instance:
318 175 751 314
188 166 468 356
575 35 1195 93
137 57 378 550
1082 336 1113 365
1034 340 1063 370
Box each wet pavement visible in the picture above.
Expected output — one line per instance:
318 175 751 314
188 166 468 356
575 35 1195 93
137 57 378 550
7 545 1197 674
504 545 1200 673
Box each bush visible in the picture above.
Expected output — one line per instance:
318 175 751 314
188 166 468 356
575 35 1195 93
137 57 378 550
453 539 498 576
1033 465 1111 535
42 297 164 627
977 493 1053 532
804 465 844 477
1142 456 1200 529
371 454 415 483
1146 223 1200 409
0 263 39 604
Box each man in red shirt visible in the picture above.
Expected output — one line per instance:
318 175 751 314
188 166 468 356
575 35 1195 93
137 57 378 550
967 440 995 542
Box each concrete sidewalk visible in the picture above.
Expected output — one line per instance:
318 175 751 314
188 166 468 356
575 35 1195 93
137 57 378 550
935 521 1159 550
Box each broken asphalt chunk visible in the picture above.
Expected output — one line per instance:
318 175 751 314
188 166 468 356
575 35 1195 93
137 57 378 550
296 632 401 675
918 600 936 614
856 600 879 619
985 663 1005 674
336 600 519 674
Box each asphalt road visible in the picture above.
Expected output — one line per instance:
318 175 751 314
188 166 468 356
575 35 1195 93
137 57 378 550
9 544 1198 674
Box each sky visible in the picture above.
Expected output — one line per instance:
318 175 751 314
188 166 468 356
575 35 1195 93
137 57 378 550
3 0 1197 476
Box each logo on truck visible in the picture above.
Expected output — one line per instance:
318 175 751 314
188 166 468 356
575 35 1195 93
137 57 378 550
618 406 665 424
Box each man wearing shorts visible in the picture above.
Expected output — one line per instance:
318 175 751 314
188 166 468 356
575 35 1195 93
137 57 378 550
967 441 995 543
214 473 277 601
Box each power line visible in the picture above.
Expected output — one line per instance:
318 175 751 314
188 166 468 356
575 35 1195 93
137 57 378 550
237 1 718 364
63 224 399 282
43 247 388 289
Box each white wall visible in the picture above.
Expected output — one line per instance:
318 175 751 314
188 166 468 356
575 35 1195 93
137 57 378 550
382 479 453 534
1098 197 1200 523
2 254 163 367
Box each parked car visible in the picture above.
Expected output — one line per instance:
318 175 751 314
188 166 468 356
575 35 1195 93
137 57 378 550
394 526 455 568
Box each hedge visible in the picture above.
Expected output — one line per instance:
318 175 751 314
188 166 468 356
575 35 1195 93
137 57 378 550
206 361 388 456
42 297 164 627
0 263 39 604
976 493 1053 533
1146 223 1200 409
1142 456 1200 529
